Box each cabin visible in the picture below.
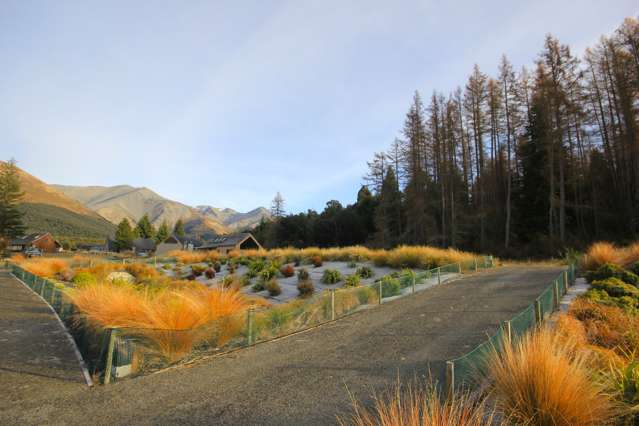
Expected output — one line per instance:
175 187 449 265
195 233 262 254
132 238 156 256
9 233 62 253
155 235 195 256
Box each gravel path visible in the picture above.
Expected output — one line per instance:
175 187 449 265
0 265 563 426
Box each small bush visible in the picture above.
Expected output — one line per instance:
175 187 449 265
379 275 401 297
297 280 314 297
213 262 221 273
321 269 342 284
592 277 639 298
347 261 357 268
227 262 237 273
355 266 374 279
280 264 295 278
630 262 639 277
344 274 361 287
252 281 265 292
191 265 206 277
297 268 310 282
240 274 252 287
265 279 282 296
259 265 279 283
204 268 215 279
72 271 96 287
586 263 639 285
161 263 171 270
311 255 323 268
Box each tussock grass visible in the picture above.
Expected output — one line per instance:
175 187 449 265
487 327 615 425
583 241 639 270
168 250 220 264
339 379 498 426
69 283 252 361
14 256 71 278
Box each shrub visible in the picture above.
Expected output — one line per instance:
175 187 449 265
161 263 171 270
487 327 614 426
191 265 206 277
592 277 639 298
297 268 310 282
379 275 401 297
321 269 342 284
399 269 416 288
125 262 160 282
355 266 374 279
227 262 237 273
280 264 295 278
586 263 639 285
344 274 361 287
252 281 265 292
265 279 282 296
347 261 357 268
240 274 252 287
630 262 639 277
213 262 221 273
72 271 97 287
204 268 215 279
583 242 623 270
258 264 279 283
248 259 266 276
311 255 323 268
297 280 314 297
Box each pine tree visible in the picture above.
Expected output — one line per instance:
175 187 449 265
135 214 156 239
114 219 135 251
374 167 402 248
156 220 170 243
0 159 26 240
173 219 185 238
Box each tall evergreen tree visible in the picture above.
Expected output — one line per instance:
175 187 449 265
374 167 402 248
114 219 135 251
156 220 170 243
0 160 26 240
173 219 185 238
135 214 156 239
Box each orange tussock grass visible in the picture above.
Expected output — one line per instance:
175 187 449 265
168 250 219 264
487 327 615 425
569 299 639 354
583 240 639 270
69 284 250 361
338 379 498 426
16 257 71 278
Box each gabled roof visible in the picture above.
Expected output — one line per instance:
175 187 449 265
197 233 258 250
132 238 156 251
11 233 53 246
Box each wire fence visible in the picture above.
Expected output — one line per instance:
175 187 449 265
446 264 576 391
6 256 495 384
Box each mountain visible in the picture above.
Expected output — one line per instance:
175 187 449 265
0 162 116 242
196 206 270 231
52 185 268 239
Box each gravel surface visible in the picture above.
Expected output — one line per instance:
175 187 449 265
0 265 563 426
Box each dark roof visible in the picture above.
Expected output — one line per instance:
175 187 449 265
11 233 52 246
132 238 156 251
197 233 257 250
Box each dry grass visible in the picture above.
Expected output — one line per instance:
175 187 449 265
487 327 615 425
168 250 220 264
15 257 71 278
339 379 498 426
583 241 639 270
69 283 251 361
233 245 477 269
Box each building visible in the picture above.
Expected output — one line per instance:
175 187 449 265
195 233 262 254
132 238 156 256
155 235 195 256
9 233 62 253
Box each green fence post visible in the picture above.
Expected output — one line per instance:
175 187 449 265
437 267 441 285
554 280 560 311
534 300 542 324
446 360 455 396
39 278 46 297
103 328 119 385
378 281 383 305
563 270 569 292
246 308 254 346
330 289 336 320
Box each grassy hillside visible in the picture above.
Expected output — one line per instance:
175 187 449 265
19 203 116 243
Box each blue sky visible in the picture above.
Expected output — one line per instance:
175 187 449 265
2 1 637 213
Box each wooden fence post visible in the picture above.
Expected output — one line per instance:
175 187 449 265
246 308 254 346
103 328 118 385
446 360 455 396
554 281 560 311
534 300 542 324
330 289 336 320
378 281 383 305
437 267 441 285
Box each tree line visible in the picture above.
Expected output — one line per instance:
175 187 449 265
255 18 639 257
113 216 185 251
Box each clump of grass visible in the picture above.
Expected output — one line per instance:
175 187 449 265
265 279 282 296
69 283 251 361
297 268 310 282
280 264 295 278
297 280 314 297
344 274 361 287
204 268 215 279
486 327 615 426
311 255 323 268
16 257 72 279
168 250 219 264
355 266 374 279
339 379 497 426
322 269 342 284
